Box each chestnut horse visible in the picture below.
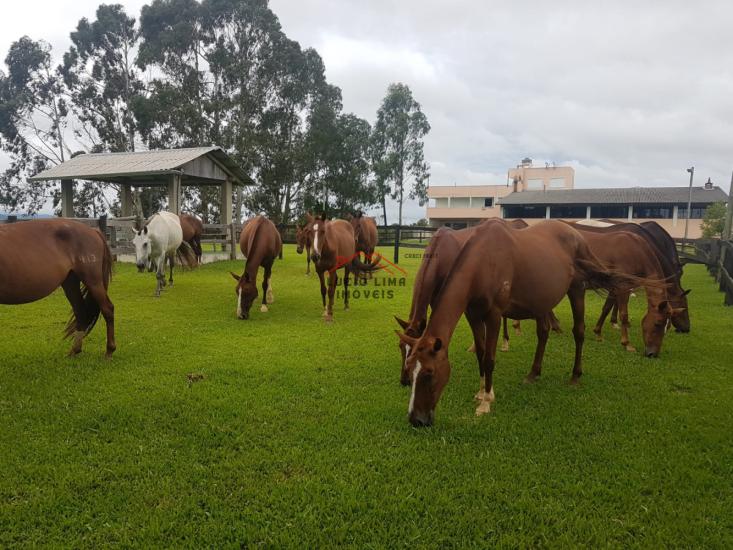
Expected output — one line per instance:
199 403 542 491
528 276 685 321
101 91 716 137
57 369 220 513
397 220 658 427
0 218 115 357
394 220 558 386
296 213 315 275
571 226 680 356
180 214 204 264
349 212 378 260
230 215 282 319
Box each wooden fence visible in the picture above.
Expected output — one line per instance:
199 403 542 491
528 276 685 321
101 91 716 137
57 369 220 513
675 238 733 306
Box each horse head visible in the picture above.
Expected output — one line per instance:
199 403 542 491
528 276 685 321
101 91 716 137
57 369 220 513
132 225 151 273
396 331 450 427
641 299 686 357
296 219 313 255
670 288 691 333
311 216 328 262
395 316 427 386
230 271 258 320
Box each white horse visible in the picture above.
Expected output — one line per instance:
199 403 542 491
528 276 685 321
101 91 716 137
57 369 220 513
132 212 196 296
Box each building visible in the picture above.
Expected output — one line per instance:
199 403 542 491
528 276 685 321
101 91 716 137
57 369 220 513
426 159 727 238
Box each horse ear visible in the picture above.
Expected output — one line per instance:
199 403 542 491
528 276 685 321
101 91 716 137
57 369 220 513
143 226 148 235
672 307 687 315
432 337 443 352
394 316 409 330
683 289 692 296
229 271 241 281
395 330 418 347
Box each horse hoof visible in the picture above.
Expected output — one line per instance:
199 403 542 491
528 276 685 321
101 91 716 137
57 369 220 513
500 340 509 352
524 374 539 384
260 305 268 313
266 296 274 305
475 401 492 416
624 344 636 353
324 315 333 323
344 305 350 310
474 390 485 401
595 334 603 342
569 377 581 386
611 323 620 330
67 349 81 357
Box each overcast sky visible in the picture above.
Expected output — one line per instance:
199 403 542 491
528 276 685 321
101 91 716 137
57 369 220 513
2 0 731 220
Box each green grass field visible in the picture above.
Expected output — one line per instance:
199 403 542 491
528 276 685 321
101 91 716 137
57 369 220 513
1 245 732 547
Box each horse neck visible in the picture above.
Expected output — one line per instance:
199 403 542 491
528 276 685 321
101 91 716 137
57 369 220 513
637 246 668 306
408 233 448 325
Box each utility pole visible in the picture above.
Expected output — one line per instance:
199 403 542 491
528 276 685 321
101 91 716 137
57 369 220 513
683 166 694 244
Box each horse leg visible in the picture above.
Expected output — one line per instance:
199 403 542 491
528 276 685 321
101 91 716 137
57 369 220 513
465 310 487 400
593 293 616 341
567 284 586 384
261 264 273 313
61 274 87 356
501 316 510 352
513 319 522 336
343 265 350 310
524 315 550 383
617 292 636 352
324 271 337 322
476 310 501 416
610 302 620 329
155 256 165 297
306 245 311 276
168 252 174 286
549 310 562 333
318 269 327 316
86 282 116 358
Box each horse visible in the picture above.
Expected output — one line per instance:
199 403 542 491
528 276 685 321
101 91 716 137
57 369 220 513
397 219 660 427
311 216 380 322
349 212 378 281
569 221 690 332
179 213 204 264
132 211 197 297
570 226 681 355
0 217 115 357
394 219 557 386
229 215 282 319
296 213 315 275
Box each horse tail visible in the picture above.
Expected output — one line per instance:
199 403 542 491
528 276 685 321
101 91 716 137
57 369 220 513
351 252 383 273
63 220 112 339
176 241 198 269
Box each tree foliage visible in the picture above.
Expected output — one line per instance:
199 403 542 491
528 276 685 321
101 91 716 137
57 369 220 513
701 201 727 238
371 82 430 225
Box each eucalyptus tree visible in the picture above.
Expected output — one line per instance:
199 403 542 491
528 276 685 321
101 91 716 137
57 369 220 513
371 82 431 226
0 37 72 213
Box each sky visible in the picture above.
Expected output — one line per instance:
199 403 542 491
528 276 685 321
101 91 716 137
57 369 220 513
1 0 732 221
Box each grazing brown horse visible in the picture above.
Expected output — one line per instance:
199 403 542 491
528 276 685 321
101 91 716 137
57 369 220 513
394 219 557 386
179 214 204 264
397 220 658 427
296 213 315 275
571 226 680 356
0 218 115 357
229 215 282 319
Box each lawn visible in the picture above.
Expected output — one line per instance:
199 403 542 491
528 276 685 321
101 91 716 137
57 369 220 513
1 245 732 547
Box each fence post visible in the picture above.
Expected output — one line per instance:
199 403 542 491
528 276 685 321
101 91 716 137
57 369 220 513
229 223 237 261
393 225 401 265
718 173 733 281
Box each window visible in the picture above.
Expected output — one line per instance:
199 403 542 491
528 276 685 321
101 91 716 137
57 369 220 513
504 205 546 219
451 197 470 208
484 197 494 208
550 206 586 219
633 204 673 219
434 198 449 208
549 178 566 188
526 179 544 190
678 204 707 219
590 205 628 219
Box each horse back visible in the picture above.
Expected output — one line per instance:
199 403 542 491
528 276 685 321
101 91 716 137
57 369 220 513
239 216 280 261
327 219 356 258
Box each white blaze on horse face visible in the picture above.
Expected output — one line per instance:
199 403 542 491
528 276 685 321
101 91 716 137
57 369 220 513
408 360 423 415
236 288 243 318
313 224 320 255
404 344 411 370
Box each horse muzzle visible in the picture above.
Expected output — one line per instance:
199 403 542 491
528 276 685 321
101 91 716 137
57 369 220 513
409 410 434 428
644 348 660 358
136 263 146 273
296 245 304 254
311 253 320 263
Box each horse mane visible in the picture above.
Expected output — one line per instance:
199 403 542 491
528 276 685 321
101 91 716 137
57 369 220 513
409 226 451 323
246 216 265 258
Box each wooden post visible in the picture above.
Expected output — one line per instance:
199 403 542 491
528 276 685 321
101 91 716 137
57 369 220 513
220 178 233 253
168 173 182 215
229 223 237 261
393 225 401 265
717 173 733 284
61 179 74 217
120 184 134 217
